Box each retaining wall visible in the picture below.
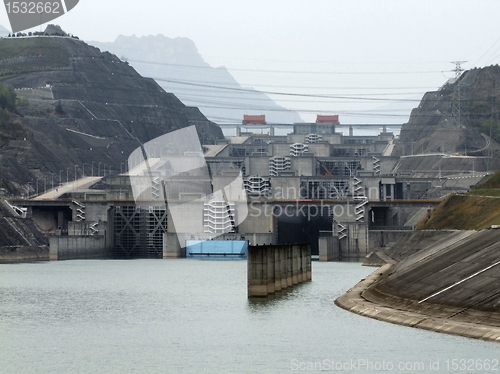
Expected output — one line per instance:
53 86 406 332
49 235 110 260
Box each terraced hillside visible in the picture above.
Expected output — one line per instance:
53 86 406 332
0 34 223 196
0 37 70 79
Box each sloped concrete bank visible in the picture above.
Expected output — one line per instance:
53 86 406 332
335 230 500 342
0 200 49 263
0 246 49 263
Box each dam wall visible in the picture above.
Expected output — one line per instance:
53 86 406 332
49 235 110 261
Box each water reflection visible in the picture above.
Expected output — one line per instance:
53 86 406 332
247 282 312 312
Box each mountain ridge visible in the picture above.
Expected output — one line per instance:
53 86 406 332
395 65 500 156
0 34 223 196
89 34 303 124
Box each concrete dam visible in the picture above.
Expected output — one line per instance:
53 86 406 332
5 116 485 262
11 196 440 261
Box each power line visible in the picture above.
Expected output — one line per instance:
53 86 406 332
472 35 500 67
177 93 421 105
153 77 424 102
151 76 435 91
128 59 451 76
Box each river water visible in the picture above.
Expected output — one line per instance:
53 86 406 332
0 260 498 373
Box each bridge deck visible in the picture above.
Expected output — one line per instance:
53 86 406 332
33 177 103 200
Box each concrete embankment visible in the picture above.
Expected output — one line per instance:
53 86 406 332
0 246 49 263
336 229 500 342
0 200 49 263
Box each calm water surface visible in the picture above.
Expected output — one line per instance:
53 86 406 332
0 260 498 373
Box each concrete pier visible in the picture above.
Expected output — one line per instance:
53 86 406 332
163 233 184 258
248 243 311 298
274 248 282 292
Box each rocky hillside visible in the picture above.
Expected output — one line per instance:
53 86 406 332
394 66 500 155
90 34 303 124
392 65 500 174
0 33 223 196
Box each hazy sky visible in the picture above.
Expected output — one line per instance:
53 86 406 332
2 0 500 123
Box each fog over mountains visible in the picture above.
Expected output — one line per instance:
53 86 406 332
90 34 303 125
0 25 9 37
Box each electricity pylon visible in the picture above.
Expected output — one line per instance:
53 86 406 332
451 61 470 128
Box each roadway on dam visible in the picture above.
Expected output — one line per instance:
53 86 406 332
33 177 103 200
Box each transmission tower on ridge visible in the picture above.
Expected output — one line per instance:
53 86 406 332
451 61 470 128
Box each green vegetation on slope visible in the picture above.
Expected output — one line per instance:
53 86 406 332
418 171 500 230
468 189 500 197
468 170 500 197
0 82 29 147
417 194 500 230
472 170 500 189
0 83 16 112
0 38 70 79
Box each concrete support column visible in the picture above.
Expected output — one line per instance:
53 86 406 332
267 246 275 295
292 244 299 285
280 246 288 290
299 244 307 282
286 245 293 287
248 245 268 297
49 236 58 261
274 247 282 292
163 233 183 258
270 126 275 136
306 244 312 281
297 245 303 283
248 244 311 298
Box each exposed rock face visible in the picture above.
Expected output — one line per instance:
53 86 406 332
90 34 303 124
43 24 68 36
395 66 500 157
0 36 223 195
